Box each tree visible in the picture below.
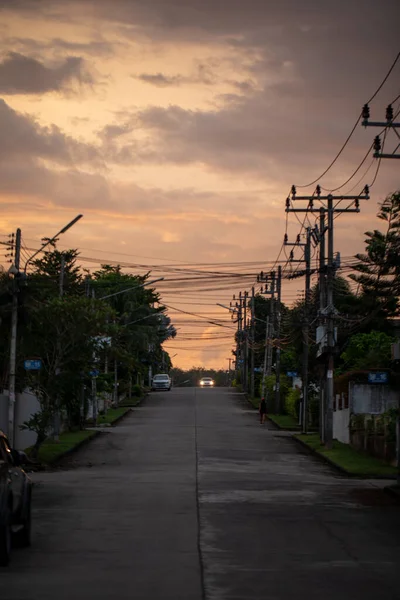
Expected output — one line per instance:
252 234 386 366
349 190 400 320
22 296 115 440
339 331 395 372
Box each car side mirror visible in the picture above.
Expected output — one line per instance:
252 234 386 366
11 448 21 466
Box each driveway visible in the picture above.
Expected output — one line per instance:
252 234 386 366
2 388 400 600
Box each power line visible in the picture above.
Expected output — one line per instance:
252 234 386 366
296 50 400 188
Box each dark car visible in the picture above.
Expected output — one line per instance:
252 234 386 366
0 430 32 566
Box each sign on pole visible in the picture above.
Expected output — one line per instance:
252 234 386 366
24 359 42 371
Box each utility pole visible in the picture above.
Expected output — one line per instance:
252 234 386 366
286 184 369 447
302 231 312 433
319 209 326 442
8 228 21 446
250 287 255 398
226 358 232 386
258 271 276 407
275 266 282 414
54 254 66 440
243 291 248 393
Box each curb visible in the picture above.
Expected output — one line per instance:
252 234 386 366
118 392 149 409
108 407 132 426
50 430 102 466
267 416 300 432
292 435 396 480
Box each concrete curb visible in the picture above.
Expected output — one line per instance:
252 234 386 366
292 434 396 480
50 430 102 465
108 407 132 426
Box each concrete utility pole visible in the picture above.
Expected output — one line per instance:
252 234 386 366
285 229 314 432
258 271 276 406
243 291 248 393
286 185 369 447
250 287 255 398
274 267 282 414
54 254 66 440
8 228 21 447
319 209 327 442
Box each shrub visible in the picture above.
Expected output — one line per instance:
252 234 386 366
131 383 142 397
285 387 301 420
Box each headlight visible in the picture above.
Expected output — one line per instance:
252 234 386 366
200 381 204 386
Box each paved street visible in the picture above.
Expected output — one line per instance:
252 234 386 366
3 388 400 600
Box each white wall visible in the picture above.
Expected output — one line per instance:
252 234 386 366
333 407 350 444
14 389 41 450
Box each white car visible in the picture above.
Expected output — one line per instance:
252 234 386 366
199 377 214 387
151 374 171 391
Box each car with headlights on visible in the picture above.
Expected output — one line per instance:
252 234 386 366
199 377 214 387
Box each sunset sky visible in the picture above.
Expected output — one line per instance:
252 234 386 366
0 0 399 369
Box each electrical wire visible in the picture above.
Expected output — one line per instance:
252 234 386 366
295 50 400 188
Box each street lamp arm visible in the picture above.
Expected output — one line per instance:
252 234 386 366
24 214 83 273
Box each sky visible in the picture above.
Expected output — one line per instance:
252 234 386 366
0 0 399 370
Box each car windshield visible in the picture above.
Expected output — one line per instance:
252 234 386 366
202 378 212 381
153 375 169 380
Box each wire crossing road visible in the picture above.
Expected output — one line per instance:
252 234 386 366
3 388 400 600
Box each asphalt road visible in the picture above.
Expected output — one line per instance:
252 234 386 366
3 388 400 600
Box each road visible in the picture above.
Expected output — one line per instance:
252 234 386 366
3 388 400 600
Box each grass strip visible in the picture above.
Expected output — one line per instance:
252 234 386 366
97 407 130 425
268 414 300 430
296 433 397 478
34 430 97 465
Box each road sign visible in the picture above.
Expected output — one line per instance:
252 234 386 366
24 359 42 371
368 372 388 384
286 371 298 378
89 369 100 378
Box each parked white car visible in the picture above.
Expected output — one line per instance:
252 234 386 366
151 374 172 391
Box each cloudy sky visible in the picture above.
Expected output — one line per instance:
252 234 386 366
0 0 399 369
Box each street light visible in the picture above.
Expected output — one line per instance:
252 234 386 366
24 214 83 273
8 215 83 447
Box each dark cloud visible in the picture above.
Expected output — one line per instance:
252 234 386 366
134 61 217 88
0 99 100 165
135 73 185 87
0 52 92 94
3 36 116 58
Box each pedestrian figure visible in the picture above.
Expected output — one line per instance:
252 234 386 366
259 397 267 424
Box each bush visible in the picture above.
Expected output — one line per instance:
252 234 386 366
131 383 142 397
260 374 292 413
285 388 301 420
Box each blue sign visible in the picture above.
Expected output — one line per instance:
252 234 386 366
24 359 42 371
254 367 263 373
368 372 388 384
287 371 298 378
89 369 99 378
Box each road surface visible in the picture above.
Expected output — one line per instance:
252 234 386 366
3 388 400 600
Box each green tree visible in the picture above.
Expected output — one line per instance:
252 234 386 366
340 331 395 371
349 190 400 320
